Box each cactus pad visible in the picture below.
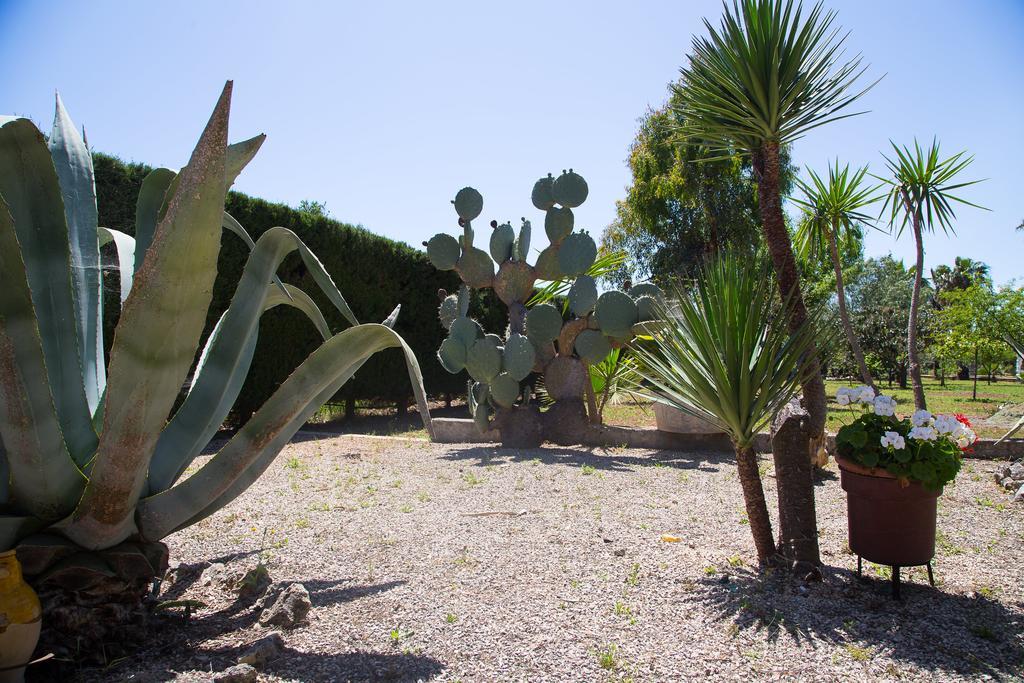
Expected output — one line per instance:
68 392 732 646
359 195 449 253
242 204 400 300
574 329 612 364
426 233 460 271
437 336 468 373
552 169 588 208
473 399 491 432
534 244 563 280
531 174 555 210
438 294 460 329
503 333 536 381
628 282 663 300
456 247 495 288
526 303 563 342
466 337 502 382
557 232 597 276
449 316 483 349
489 222 515 263
594 290 639 337
490 372 520 408
568 274 598 316
545 206 574 242
493 261 537 305
514 219 531 261
453 187 483 221
635 294 659 322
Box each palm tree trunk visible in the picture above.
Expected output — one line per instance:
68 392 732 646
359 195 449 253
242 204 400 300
735 445 777 564
753 142 823 570
826 222 874 390
904 193 928 410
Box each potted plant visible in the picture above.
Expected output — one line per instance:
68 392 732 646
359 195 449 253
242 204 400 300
834 385 976 592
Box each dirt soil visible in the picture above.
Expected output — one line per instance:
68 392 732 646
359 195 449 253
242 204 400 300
67 434 1023 682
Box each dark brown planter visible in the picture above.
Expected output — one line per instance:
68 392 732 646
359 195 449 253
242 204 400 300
836 456 941 567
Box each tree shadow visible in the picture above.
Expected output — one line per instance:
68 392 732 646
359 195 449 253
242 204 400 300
440 444 729 474
693 563 1024 678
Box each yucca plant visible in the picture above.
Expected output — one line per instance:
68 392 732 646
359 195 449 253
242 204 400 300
793 161 882 389
878 138 986 410
630 255 822 564
0 82 431 657
671 0 876 567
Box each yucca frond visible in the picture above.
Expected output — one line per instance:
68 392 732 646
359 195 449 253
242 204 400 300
673 0 878 156
630 254 823 448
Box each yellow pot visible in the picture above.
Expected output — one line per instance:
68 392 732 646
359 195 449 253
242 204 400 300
0 550 41 683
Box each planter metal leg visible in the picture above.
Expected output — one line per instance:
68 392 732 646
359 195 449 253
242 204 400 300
926 562 935 587
891 565 901 600
856 555 862 578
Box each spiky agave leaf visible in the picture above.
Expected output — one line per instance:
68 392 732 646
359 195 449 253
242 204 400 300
137 323 431 538
59 83 237 550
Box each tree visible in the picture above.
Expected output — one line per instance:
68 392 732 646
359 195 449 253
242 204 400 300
793 162 881 389
878 139 986 409
845 256 929 388
672 0 876 571
930 257 990 305
602 101 788 285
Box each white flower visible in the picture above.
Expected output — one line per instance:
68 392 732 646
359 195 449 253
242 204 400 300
909 425 937 442
911 410 934 427
934 414 960 434
880 431 906 450
836 392 851 406
955 427 977 448
872 395 897 417
855 385 876 404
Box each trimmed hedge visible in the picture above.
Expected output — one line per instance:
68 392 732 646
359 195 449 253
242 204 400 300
93 153 502 424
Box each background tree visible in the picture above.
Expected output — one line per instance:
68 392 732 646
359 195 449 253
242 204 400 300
930 256 990 305
879 139 986 410
601 101 775 287
793 162 880 389
672 0 876 571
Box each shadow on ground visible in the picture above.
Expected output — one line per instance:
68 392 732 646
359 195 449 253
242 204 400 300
693 564 1024 678
440 444 730 473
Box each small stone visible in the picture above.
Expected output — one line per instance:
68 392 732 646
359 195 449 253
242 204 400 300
602 536 614 544
213 663 257 683
613 548 626 557
259 583 312 628
199 562 230 587
1009 461 1024 481
236 564 272 599
718 574 730 584
1014 483 1024 503
238 631 284 668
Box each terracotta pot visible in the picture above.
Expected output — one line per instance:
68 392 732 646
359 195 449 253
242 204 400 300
0 550 42 683
837 456 941 566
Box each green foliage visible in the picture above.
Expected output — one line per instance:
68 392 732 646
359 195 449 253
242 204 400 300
631 254 823 448
836 413 963 490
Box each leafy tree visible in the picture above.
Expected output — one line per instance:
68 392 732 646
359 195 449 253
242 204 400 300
930 257 990 305
793 162 881 389
602 101 784 285
671 0 876 570
878 139 986 409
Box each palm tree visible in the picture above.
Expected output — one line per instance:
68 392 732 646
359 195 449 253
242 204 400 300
794 162 881 389
878 139 986 410
631 255 823 564
672 0 876 566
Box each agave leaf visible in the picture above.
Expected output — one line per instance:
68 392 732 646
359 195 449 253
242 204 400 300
0 515 44 552
59 83 235 550
97 227 136 305
49 94 104 414
0 196 86 521
137 323 432 539
995 415 1024 445
132 167 176 274
0 116 98 468
146 279 331 493
222 211 287 295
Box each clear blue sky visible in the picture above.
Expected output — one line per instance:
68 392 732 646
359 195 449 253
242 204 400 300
2 0 1022 285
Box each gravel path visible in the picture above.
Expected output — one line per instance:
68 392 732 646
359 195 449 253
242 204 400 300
77 435 1023 682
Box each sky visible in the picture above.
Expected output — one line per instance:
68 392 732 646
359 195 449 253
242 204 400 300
2 0 1022 285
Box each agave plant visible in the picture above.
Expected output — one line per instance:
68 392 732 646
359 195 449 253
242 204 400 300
0 82 431 655
629 255 822 564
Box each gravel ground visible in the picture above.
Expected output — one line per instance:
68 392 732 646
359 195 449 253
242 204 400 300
75 434 1023 682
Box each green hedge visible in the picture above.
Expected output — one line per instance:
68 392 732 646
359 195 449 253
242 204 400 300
93 153 502 424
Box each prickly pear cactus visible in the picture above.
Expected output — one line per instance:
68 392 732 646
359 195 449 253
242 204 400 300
423 170 662 448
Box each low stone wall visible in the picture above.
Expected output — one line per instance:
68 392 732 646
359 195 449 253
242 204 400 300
429 418 1024 459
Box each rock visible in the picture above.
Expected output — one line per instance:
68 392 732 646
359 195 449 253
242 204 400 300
259 583 311 628
1015 483 1024 503
236 564 271 599
613 548 626 557
213 663 257 683
199 562 239 589
238 631 284 668
1010 461 1024 480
